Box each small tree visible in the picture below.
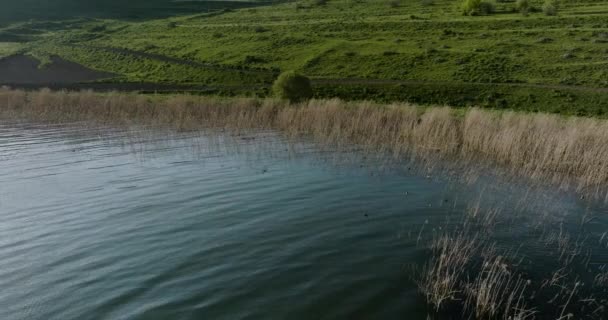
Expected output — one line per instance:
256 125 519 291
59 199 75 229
542 0 558 15
272 71 313 103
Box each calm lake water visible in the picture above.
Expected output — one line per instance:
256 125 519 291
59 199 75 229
1 121 607 320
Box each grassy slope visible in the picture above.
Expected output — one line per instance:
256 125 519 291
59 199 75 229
2 0 608 115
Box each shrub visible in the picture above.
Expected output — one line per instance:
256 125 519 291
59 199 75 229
515 0 530 14
389 0 400 7
461 0 494 15
272 71 313 103
479 0 495 14
462 0 482 15
542 0 558 15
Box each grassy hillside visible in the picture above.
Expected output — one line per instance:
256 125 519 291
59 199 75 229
2 0 608 115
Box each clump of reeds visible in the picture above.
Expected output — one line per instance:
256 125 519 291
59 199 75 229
417 232 480 310
415 191 608 320
413 187 605 319
416 226 538 319
2 87 608 200
595 269 608 287
416 224 608 319
464 255 535 319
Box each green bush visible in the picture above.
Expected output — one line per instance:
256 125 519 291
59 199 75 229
461 0 494 15
272 71 313 103
462 0 481 15
515 0 530 14
542 0 558 15
479 0 495 14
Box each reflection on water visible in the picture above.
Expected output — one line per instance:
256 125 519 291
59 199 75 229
0 121 606 319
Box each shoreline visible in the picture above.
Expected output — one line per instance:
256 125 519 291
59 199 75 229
1 87 607 200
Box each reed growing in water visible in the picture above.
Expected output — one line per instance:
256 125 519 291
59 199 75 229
416 197 606 319
2 87 608 199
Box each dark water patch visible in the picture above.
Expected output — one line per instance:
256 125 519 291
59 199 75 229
0 55 116 84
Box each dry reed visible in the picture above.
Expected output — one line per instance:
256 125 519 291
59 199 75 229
463 255 534 319
418 232 480 310
414 188 606 319
594 267 608 288
2 87 608 199
416 216 607 319
417 229 536 319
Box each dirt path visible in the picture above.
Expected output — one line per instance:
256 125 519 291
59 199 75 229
313 78 608 94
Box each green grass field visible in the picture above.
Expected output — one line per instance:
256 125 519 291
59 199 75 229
2 0 608 115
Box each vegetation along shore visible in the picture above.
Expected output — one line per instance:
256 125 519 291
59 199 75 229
2 87 608 201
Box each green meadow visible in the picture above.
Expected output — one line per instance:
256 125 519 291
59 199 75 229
2 0 608 115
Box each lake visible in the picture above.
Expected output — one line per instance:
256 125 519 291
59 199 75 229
1 121 606 319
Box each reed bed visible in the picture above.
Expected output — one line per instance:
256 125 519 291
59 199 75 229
416 225 536 319
412 174 607 319
2 87 608 199
416 203 606 319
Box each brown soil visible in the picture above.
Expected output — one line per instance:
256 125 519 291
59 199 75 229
0 55 117 84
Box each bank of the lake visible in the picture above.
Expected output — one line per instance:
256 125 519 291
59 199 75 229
2 88 608 201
